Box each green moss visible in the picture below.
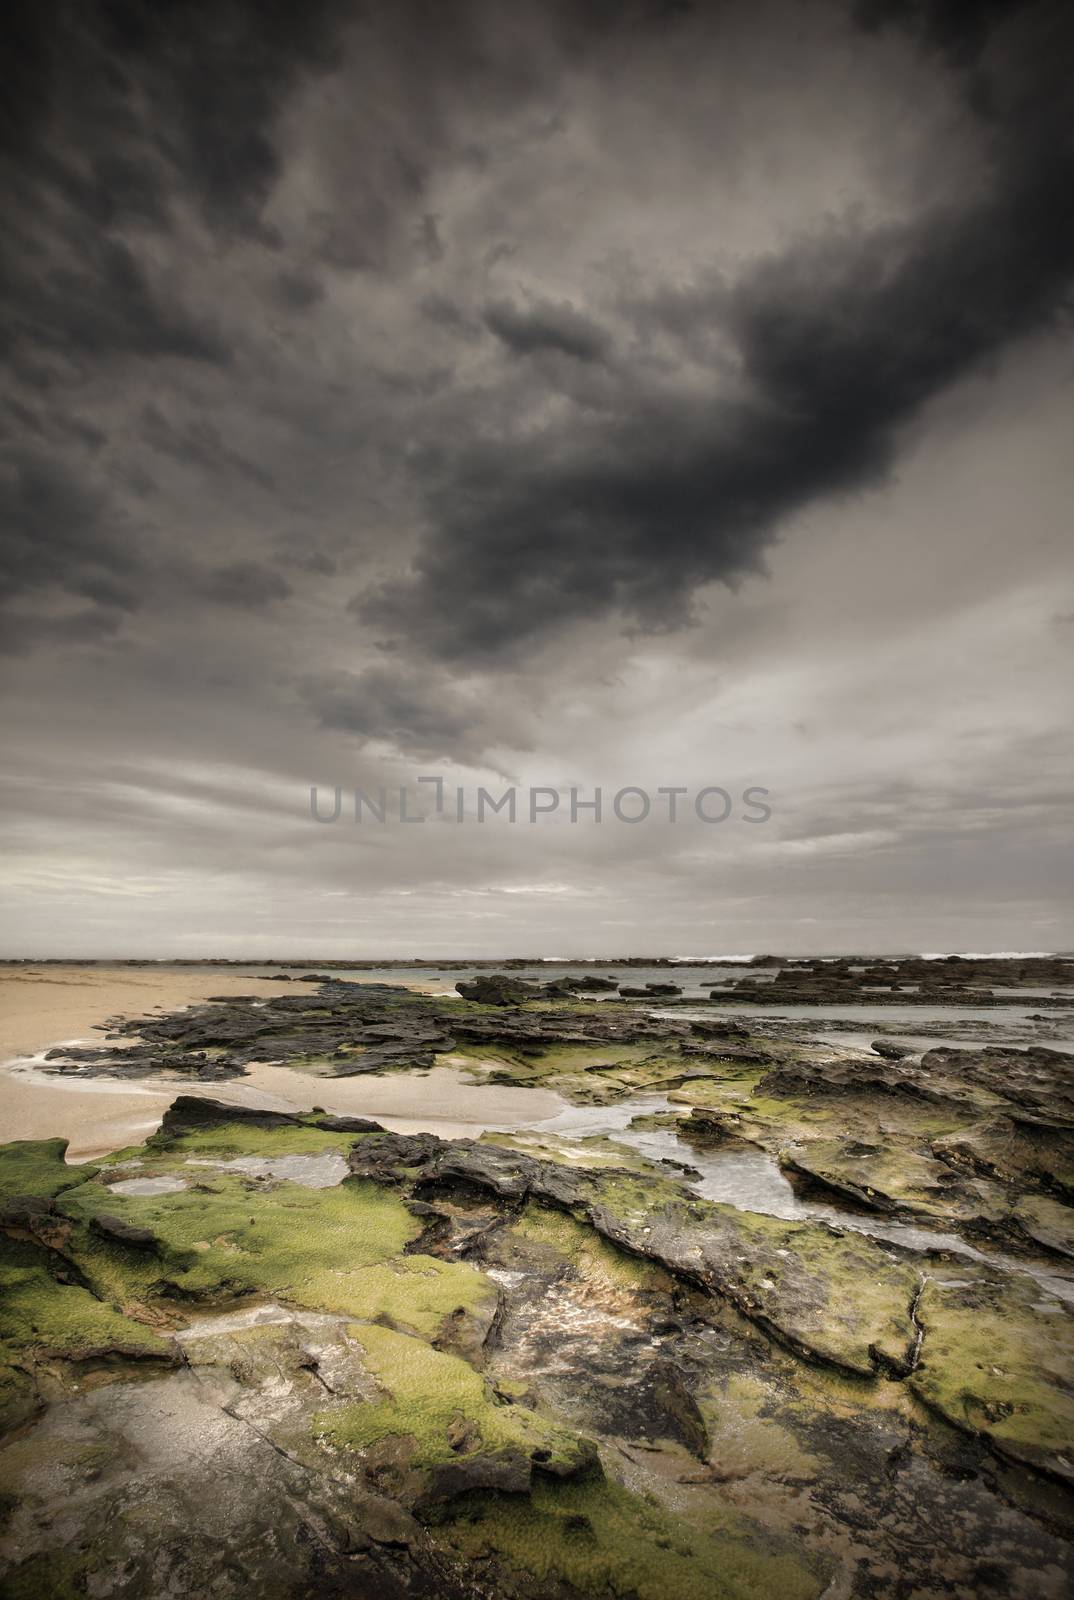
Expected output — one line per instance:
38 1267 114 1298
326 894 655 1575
463 1041 655 1085
54 1226 166 1313
317 1323 586 1470
62 1172 423 1306
537 1042 656 1072
668 1073 766 1108
510 1202 670 1291
0 1236 168 1360
779 1140 996 1222
56 1162 496 1338
96 1144 155 1167
438 1475 826 1600
738 1095 817 1125
320 1254 496 1339
149 1121 367 1160
0 1140 96 1203
592 1056 697 1089
580 1173 920 1376
714 1206 919 1375
910 1275 1074 1479
0 1360 37 1434
590 1169 685 1220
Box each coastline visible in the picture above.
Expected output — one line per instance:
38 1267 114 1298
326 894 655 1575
0 965 563 1158
0 965 314 1159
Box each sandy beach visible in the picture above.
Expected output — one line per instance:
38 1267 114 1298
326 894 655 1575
0 965 315 1158
0 965 562 1159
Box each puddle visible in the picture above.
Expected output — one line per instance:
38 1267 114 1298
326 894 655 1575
107 1175 188 1196
184 1153 351 1188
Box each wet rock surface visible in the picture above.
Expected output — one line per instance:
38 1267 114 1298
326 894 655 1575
707 953 1074 1007
3 968 1074 1597
34 978 707 1085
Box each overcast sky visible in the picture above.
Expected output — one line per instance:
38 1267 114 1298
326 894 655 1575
2 0 1072 959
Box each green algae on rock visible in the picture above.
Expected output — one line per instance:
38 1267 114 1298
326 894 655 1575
317 1322 593 1485
0 1138 98 1204
3 1011 1074 1600
909 1272 1074 1484
437 1475 828 1600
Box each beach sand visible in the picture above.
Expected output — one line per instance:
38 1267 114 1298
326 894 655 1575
0 965 561 1159
0 965 314 1159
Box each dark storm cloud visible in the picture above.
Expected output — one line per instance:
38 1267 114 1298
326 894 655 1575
1 0 1072 965
276 544 337 577
2 0 314 627
2 0 342 395
854 0 1035 67
0 605 125 658
272 271 326 312
0 450 143 608
1 235 229 376
194 561 292 609
355 1 1074 663
297 667 525 761
139 407 275 491
484 297 611 363
1 0 677 640
2 0 350 237
7 1 1065 671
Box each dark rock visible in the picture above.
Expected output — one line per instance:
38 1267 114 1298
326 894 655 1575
648 1359 710 1459
689 1019 750 1039
456 974 543 1005
156 1097 310 1139
680 1108 746 1148
455 973 586 1004
346 1131 922 1379
417 1450 532 1506
919 1046 1074 1122
90 1213 159 1251
0 1194 73 1251
932 1116 1074 1200
755 1057 953 1103
618 982 682 997
313 1114 386 1134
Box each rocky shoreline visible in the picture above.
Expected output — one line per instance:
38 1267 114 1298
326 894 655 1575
2 968 1073 1597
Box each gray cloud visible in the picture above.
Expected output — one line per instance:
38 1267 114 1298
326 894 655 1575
854 0 1034 68
1 235 230 386
0 605 125 659
484 296 611 362
2 0 1072 956
0 450 143 607
354 3 1074 663
194 561 292 609
3 0 352 234
297 666 528 762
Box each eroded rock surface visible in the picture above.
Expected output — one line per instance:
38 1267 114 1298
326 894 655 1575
4 971 1074 1598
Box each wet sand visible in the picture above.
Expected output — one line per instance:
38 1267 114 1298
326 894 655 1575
224 1059 564 1140
0 965 314 1159
0 966 563 1160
